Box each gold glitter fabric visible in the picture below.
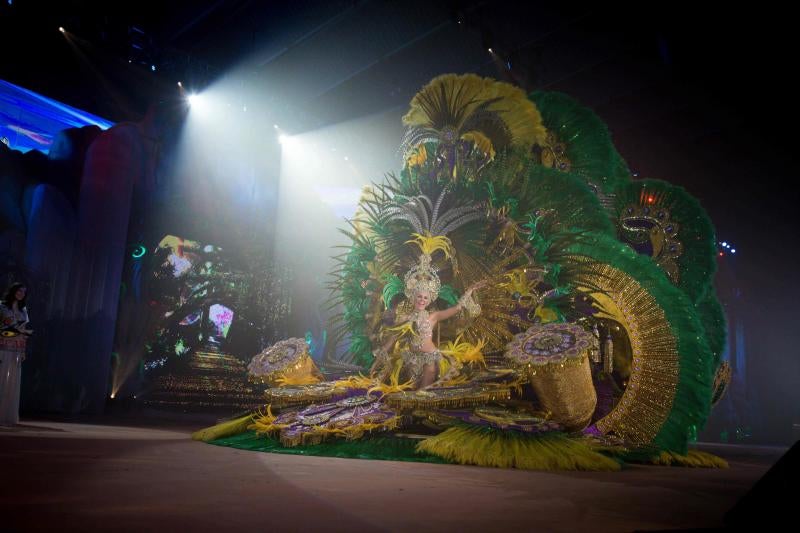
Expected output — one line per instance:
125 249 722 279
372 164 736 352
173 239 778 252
505 323 596 431
262 382 350 408
400 348 444 383
247 338 322 387
573 260 680 444
619 201 683 284
384 383 511 410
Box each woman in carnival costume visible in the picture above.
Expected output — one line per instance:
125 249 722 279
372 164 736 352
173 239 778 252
370 236 484 390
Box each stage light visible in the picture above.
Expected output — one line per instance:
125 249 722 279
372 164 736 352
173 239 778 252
274 124 279 129
721 241 727 247
278 134 289 144
344 156 349 161
187 93 209 114
151 65 156 72
132 245 146 259
177 81 182 87
488 47 493 53
718 252 724 256
731 249 736 254
59 26 65 33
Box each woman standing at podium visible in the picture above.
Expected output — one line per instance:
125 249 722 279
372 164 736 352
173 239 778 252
0 283 32 425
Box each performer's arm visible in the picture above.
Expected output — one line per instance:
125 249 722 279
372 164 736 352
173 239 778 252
431 281 486 322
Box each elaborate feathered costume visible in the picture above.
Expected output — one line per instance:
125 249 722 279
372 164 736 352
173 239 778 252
194 74 730 470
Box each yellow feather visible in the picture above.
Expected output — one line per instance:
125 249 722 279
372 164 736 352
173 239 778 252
403 73 548 151
385 320 416 338
406 144 428 167
417 426 621 471
406 232 453 258
440 334 487 366
460 131 496 159
191 414 254 442
650 450 729 468
368 359 415 396
534 306 559 323
274 373 322 386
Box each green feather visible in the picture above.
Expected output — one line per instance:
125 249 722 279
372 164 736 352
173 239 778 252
438 284 460 306
381 274 405 309
695 290 728 367
530 90 630 193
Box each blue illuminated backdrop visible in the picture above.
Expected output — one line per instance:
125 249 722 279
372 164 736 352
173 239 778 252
0 79 114 153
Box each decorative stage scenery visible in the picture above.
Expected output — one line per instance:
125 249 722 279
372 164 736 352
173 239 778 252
186 73 733 471
0 69 740 470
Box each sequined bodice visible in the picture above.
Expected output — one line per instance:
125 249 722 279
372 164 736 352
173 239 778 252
411 309 433 350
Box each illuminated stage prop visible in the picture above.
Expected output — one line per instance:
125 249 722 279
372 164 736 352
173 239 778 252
134 233 292 410
145 346 266 411
194 74 727 471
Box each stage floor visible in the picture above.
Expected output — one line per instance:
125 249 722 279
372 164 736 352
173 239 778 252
0 417 783 532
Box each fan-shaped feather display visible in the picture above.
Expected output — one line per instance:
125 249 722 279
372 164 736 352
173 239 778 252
202 74 727 469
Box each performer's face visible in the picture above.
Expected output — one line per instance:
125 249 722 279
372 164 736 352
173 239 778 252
15 287 26 301
414 291 430 310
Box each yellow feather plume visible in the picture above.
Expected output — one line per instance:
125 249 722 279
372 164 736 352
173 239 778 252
533 305 559 323
368 358 415 396
460 131 495 159
440 334 487 366
403 73 548 154
477 75 548 147
191 413 254 442
384 320 416 339
403 73 487 129
650 450 729 468
249 404 292 435
416 425 621 471
498 269 535 298
406 232 452 258
406 144 428 167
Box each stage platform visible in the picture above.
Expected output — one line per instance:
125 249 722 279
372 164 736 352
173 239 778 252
1 416 785 532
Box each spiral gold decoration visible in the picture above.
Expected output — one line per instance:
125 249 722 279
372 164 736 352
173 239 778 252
574 259 680 444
